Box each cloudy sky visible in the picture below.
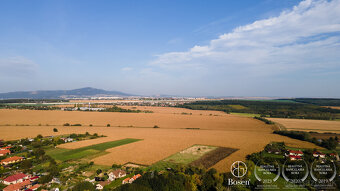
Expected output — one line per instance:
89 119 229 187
0 0 339 97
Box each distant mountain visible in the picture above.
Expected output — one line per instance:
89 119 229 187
0 87 132 99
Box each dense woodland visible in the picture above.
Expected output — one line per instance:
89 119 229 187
179 99 340 120
273 130 339 150
281 98 340 106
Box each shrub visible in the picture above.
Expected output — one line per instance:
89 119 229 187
107 124 110 127
153 125 160 128
71 124 82 126
63 123 70 126
72 181 95 191
53 128 58 132
36 134 43 139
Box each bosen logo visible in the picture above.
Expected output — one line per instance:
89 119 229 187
231 161 247 178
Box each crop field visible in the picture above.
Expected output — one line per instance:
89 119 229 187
190 147 238 168
163 145 217 165
46 138 140 161
268 118 340 133
0 108 323 172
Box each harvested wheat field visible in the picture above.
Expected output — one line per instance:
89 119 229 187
0 108 321 172
0 109 270 131
323 106 340 110
268 118 340 133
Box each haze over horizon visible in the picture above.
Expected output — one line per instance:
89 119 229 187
1 0 340 97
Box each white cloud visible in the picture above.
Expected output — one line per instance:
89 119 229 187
121 67 133 71
0 57 38 77
151 0 340 76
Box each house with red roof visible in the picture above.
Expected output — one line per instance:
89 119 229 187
0 149 11 156
313 151 326 158
0 156 24 165
29 184 42 191
122 174 142 184
3 180 31 191
289 155 302 161
122 177 130 184
2 173 30 185
132 174 141 181
1 146 12 150
288 150 303 156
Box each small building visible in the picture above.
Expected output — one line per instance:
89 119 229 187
60 138 74 143
1 146 12 150
96 181 111 190
29 176 39 182
122 174 142 184
2 173 30 185
3 180 31 191
122 178 130 184
132 174 141 181
108 169 126 181
329 153 339 161
0 149 11 156
29 184 41 191
289 155 302 161
287 150 303 156
0 156 24 165
313 151 326 158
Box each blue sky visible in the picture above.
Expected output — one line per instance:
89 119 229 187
1 0 340 97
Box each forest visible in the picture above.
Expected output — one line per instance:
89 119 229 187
179 100 340 120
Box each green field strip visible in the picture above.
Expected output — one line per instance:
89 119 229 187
46 138 141 161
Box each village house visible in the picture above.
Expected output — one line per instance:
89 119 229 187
108 169 126 181
122 174 142 184
287 150 304 156
313 151 326 158
122 177 130 184
3 180 31 191
60 138 74 143
0 156 24 165
28 184 41 191
289 155 302 161
96 180 111 190
1 146 12 150
329 153 339 161
2 173 30 185
0 149 11 156
132 174 141 181
285 150 303 161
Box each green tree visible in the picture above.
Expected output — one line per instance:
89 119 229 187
20 160 32 169
72 181 96 191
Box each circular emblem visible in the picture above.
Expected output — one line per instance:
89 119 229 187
231 161 247 178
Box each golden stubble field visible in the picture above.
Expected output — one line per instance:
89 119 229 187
268 118 340 133
0 108 321 172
